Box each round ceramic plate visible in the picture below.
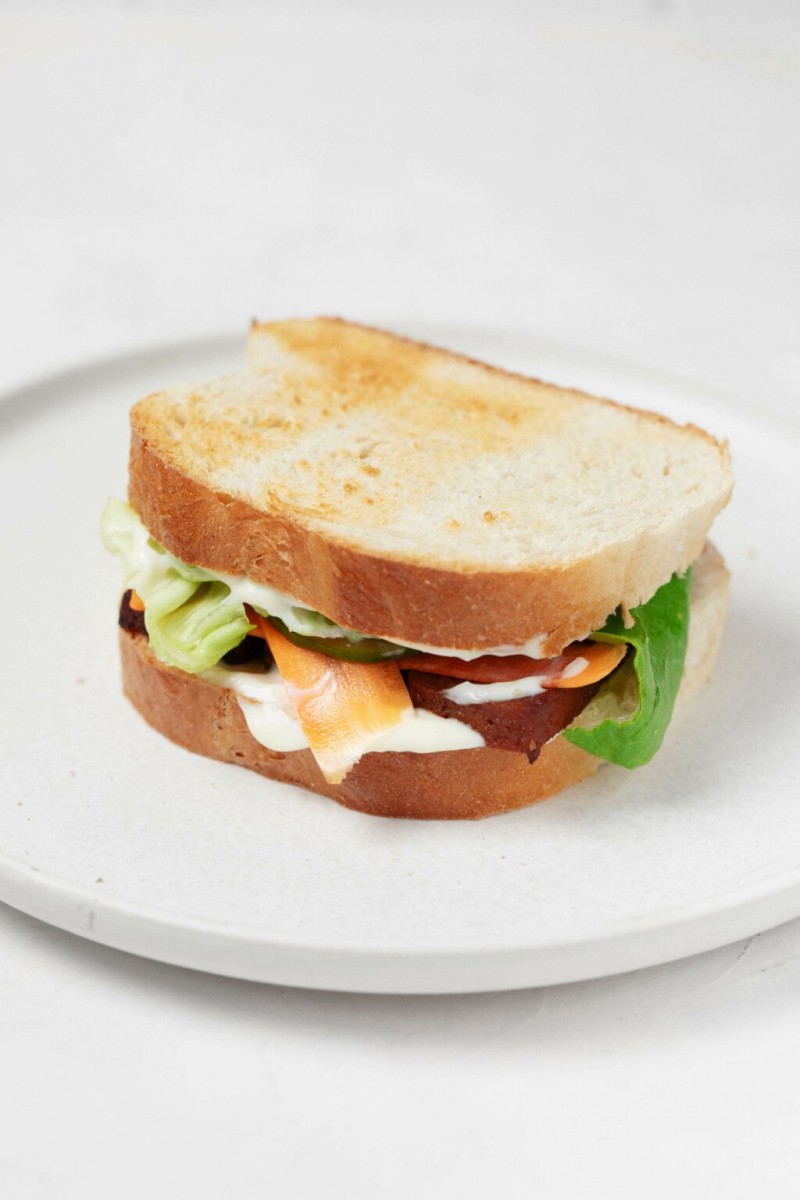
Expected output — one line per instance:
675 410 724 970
0 327 797 994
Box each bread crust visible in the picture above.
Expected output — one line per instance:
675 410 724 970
129 315 732 656
119 629 601 819
117 542 730 819
130 432 720 655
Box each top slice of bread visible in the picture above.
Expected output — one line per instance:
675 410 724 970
127 318 732 654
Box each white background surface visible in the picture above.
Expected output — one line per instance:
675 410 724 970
1 4 800 1196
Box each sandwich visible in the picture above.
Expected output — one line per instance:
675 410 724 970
101 318 732 819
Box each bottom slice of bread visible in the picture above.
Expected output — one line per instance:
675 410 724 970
118 544 729 820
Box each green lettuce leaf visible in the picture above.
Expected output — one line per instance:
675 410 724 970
146 580 254 675
101 499 253 674
563 569 692 768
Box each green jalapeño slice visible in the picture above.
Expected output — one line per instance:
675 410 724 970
268 617 411 663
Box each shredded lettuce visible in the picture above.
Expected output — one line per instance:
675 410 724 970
564 569 692 769
101 500 253 673
145 580 255 674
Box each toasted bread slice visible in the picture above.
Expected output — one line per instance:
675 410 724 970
119 543 729 820
128 319 732 654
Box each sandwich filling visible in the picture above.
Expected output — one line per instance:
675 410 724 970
103 499 692 784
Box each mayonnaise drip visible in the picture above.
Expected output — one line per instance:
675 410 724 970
202 663 485 755
443 656 589 704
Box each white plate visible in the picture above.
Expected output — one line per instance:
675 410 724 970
0 327 797 994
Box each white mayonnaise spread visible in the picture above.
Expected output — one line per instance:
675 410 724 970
400 632 548 660
202 663 485 755
202 663 308 751
443 656 588 705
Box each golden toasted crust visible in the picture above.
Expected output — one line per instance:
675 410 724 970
116 543 730 819
128 318 732 655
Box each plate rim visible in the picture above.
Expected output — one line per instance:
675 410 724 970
4 842 800 992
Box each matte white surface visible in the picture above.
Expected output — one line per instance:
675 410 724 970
2 7 800 1198
0 330 796 995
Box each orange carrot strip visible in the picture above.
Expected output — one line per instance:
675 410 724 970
250 612 413 784
244 605 266 635
544 641 627 689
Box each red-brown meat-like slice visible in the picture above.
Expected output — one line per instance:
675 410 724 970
118 589 146 635
405 671 603 763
